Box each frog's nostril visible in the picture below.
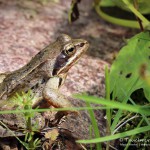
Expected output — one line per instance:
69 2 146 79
79 43 85 47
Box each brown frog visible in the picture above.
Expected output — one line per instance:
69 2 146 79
0 34 89 137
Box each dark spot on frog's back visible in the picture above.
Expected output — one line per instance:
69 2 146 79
35 83 39 88
31 83 39 90
41 78 46 84
126 73 132 78
31 86 35 90
36 50 45 60
148 56 150 59
37 50 42 55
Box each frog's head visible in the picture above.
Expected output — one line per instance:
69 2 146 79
52 34 89 76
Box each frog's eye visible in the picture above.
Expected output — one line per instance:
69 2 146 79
65 46 76 56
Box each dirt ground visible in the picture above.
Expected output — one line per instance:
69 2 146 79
0 0 139 149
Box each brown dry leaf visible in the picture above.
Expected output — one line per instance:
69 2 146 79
44 129 59 141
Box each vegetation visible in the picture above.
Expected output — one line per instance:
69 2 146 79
0 91 41 149
72 0 150 149
94 0 150 29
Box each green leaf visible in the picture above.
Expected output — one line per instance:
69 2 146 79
33 138 41 148
25 132 29 142
110 31 150 102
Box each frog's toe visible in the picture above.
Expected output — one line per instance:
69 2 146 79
51 109 79 126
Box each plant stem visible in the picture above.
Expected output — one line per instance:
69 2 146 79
105 65 111 150
25 103 34 149
105 66 111 126
94 4 140 28
122 0 149 28
27 117 34 149
133 0 144 31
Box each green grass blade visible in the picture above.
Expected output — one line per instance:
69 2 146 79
77 125 150 144
105 65 111 150
105 65 111 127
75 95 150 116
0 106 109 115
86 102 102 150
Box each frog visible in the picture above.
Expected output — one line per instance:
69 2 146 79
0 34 89 138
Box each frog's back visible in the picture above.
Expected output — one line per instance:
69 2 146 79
0 40 61 99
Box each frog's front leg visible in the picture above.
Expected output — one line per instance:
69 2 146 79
42 76 77 123
43 76 72 108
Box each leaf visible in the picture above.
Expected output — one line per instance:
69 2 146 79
33 138 41 148
110 31 150 102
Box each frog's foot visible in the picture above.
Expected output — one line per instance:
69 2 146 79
51 110 79 127
50 111 67 126
32 98 78 126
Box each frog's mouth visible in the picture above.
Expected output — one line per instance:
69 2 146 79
52 40 89 76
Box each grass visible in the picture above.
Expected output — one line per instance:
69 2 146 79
74 66 150 149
